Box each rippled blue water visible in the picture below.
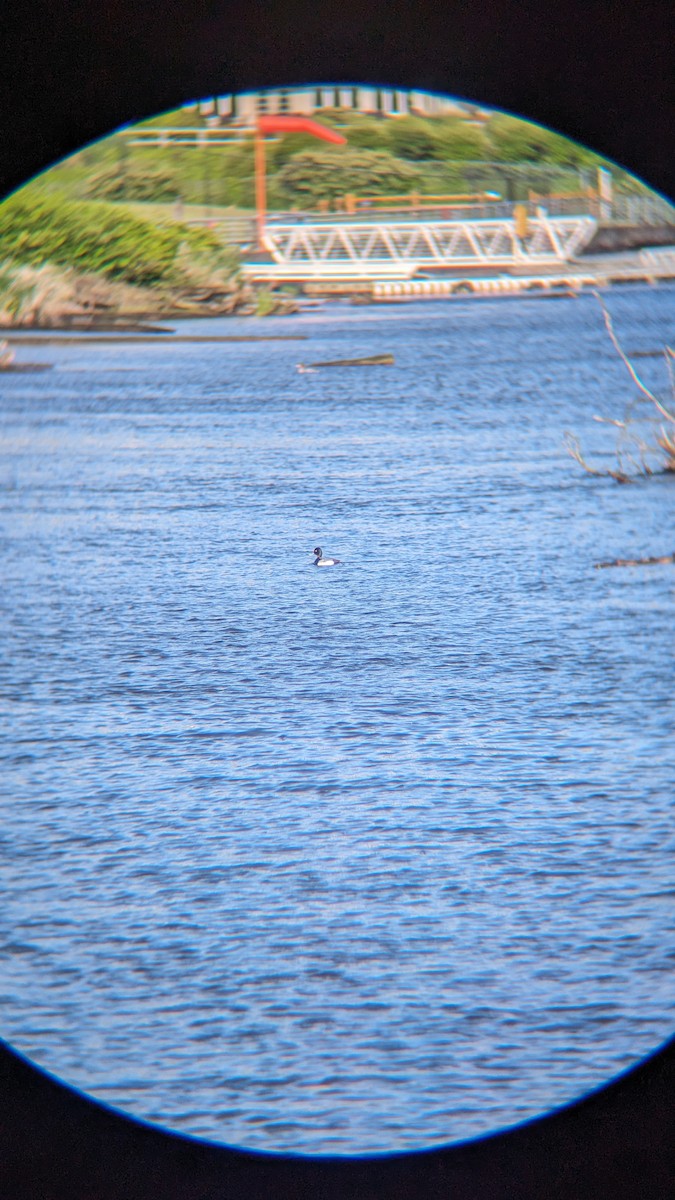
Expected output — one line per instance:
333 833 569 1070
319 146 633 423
1 287 674 1155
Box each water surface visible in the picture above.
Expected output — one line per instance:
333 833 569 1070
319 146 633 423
1 288 674 1153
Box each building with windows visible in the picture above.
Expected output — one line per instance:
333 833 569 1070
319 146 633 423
197 86 480 126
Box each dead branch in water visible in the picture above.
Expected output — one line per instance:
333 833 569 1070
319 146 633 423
566 295 675 480
577 304 675 571
592 291 675 424
564 432 633 483
595 553 675 569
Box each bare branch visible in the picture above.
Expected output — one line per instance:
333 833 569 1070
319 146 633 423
592 415 627 428
565 432 603 474
564 432 632 483
593 290 675 423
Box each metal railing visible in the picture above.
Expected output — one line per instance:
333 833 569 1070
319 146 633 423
260 215 598 269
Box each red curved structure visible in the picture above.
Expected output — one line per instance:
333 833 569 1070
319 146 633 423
254 116 347 248
257 115 346 144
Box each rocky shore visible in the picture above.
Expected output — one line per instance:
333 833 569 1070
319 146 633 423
0 263 299 329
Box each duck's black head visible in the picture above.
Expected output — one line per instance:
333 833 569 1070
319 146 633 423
313 547 322 557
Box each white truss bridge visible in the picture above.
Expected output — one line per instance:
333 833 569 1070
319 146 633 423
242 214 597 282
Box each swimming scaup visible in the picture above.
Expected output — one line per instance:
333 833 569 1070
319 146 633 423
312 546 341 567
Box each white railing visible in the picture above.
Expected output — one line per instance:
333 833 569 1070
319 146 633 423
124 128 247 146
260 215 597 271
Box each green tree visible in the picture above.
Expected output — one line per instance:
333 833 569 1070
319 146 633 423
385 118 438 161
266 133 328 170
276 149 423 205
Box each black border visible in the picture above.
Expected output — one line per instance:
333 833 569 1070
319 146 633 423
1 1034 675 1198
1 0 673 199
1 2 674 1196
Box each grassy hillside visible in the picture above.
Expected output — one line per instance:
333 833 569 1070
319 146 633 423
0 101 654 313
19 105 635 215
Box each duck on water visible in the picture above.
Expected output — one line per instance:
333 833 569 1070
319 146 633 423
312 547 341 567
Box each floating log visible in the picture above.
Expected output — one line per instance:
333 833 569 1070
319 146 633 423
302 353 395 368
595 553 675 569
0 362 53 372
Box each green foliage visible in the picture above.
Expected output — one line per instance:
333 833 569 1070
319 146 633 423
35 132 257 209
83 164 180 202
485 114 594 166
276 149 423 204
266 132 329 170
139 105 204 129
336 116 389 152
485 114 553 161
172 239 241 288
216 140 256 206
384 118 440 161
433 120 491 162
0 191 228 286
254 288 276 316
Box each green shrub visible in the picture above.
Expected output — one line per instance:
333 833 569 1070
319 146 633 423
276 149 423 205
385 118 440 161
0 191 227 286
83 165 180 202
